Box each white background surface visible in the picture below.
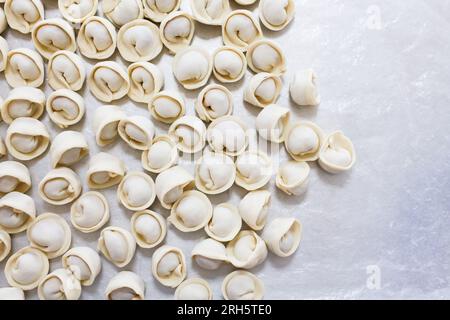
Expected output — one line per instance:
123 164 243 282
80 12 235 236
1 0 450 299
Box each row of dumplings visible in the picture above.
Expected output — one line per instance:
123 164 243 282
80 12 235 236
0 0 294 34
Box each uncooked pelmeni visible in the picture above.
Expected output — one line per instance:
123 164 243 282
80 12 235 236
226 230 268 269
207 115 248 156
0 8 6 34
285 121 325 161
5 48 44 88
31 18 76 60
160 11 195 54
175 278 212 300
77 16 117 60
0 161 31 196
155 165 194 209
4 0 44 34
0 192 35 233
168 190 212 232
235 151 273 191
244 72 282 108
149 91 185 124
98 226 136 268
128 62 164 103
0 36 8 72
0 138 6 158
259 0 295 31
92 105 127 146
47 50 85 91
62 246 102 286
105 271 145 300
318 131 356 174
143 0 180 22
222 270 264 300
151 245 186 288
262 217 301 257
222 10 262 51
117 171 156 211
141 135 178 173
191 238 228 270
102 0 143 27
131 210 166 248
255 104 290 143
38 167 82 205
0 229 11 262
58 0 98 23
0 287 25 300
70 191 109 233
37 268 81 300
46 89 85 128
238 190 271 231
168 115 206 153
88 61 130 102
50 131 89 168
4 246 49 290
1 87 45 124
117 19 162 62
205 203 241 242
5 117 50 161
27 213 72 259
118 116 155 151
212 46 246 83
276 161 310 196
246 40 286 75
234 0 256 5
172 47 212 90
195 151 235 194
87 152 126 189
290 69 320 106
191 0 230 26
195 84 233 122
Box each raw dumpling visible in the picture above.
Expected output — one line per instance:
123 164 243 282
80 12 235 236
62 246 102 286
284 121 325 161
38 167 82 205
5 48 44 88
27 213 72 259
222 270 264 300
128 62 164 103
290 69 321 106
48 50 85 91
98 226 136 268
235 151 273 191
70 191 109 233
259 0 295 31
244 72 282 108
246 39 286 75
151 245 186 288
77 16 117 60
0 36 8 72
37 268 81 300
46 89 85 128
0 287 25 300
50 131 89 168
92 105 126 146
117 171 156 211
255 104 290 143
86 152 126 189
205 203 241 242
1 87 45 124
175 278 212 300
191 0 230 26
212 46 246 83
4 0 44 34
88 61 130 102
130 210 166 248
318 131 356 174
0 161 31 196
148 91 185 124
118 116 155 151
195 84 233 122
168 116 206 153
222 10 262 51
238 190 271 231
58 0 98 23
32 18 77 59
226 230 268 269
276 161 310 196
0 228 11 262
117 19 162 62
5 117 50 161
105 271 145 300
4 246 49 290
195 151 235 194
172 47 212 90
102 0 143 27
191 238 227 270
206 115 248 156
262 217 302 257
0 192 35 233
143 0 180 23
160 11 195 54
155 165 194 209
141 135 178 173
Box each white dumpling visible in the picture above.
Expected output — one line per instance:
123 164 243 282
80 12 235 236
50 131 89 168
141 135 178 173
222 270 264 300
37 268 81 300
88 61 130 102
246 40 286 75
172 47 212 90
262 217 302 257
47 50 85 91
86 152 126 189
0 161 31 196
226 230 268 269
38 167 82 205
1 87 45 124
206 115 248 156
151 245 186 288
117 171 156 211
70 191 109 233
0 192 35 234
244 72 282 108
290 69 321 106
205 203 241 242
191 0 230 26
259 0 295 31
128 62 164 103
5 48 44 88
77 16 117 60
213 46 246 83
222 10 262 51
58 0 98 23
46 89 85 128
175 278 212 300
98 226 136 268
105 271 145 300
4 0 44 34
284 121 325 161
149 91 185 124
168 116 206 153
102 0 143 27
195 151 235 194
195 84 233 122
318 131 356 174
160 11 195 54
62 246 102 286
131 210 166 248
143 0 180 23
